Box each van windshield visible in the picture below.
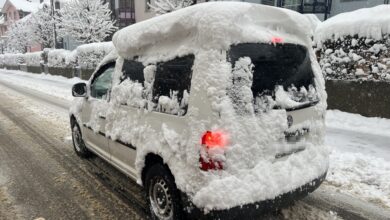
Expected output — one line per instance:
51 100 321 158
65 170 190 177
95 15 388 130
228 43 318 113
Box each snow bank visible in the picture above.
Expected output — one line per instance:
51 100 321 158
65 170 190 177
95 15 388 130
327 151 390 208
24 51 43 67
76 2 328 212
315 5 390 43
76 42 114 69
48 49 72 68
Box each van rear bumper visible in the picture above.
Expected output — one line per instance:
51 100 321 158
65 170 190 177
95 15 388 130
181 171 327 220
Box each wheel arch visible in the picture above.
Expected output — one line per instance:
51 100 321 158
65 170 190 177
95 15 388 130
141 153 174 187
70 114 77 127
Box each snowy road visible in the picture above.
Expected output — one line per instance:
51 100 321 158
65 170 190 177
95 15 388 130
1 70 390 219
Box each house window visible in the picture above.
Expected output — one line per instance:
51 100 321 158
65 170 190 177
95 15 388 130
282 0 330 14
115 0 135 28
14 11 17 19
55 1 61 10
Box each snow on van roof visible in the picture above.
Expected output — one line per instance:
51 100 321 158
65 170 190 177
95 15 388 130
113 2 312 59
315 5 390 43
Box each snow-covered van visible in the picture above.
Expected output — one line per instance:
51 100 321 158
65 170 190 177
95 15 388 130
70 2 328 219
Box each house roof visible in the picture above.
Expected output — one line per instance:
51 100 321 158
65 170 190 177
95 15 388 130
1 0 40 13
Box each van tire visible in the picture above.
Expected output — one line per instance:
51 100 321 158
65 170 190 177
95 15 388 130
71 122 91 158
145 163 183 220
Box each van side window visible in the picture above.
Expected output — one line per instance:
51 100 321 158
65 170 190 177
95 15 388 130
90 65 114 100
122 59 145 83
152 54 194 116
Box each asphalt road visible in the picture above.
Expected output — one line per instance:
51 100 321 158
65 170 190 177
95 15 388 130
0 90 148 220
0 73 390 220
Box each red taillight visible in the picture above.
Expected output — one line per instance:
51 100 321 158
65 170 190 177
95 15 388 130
199 131 227 171
201 131 227 148
272 37 283 44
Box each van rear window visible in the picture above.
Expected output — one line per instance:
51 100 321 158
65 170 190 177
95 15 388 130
228 43 317 113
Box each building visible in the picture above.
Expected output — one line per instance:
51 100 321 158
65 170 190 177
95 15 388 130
132 0 389 23
0 0 41 52
241 0 389 20
105 0 136 29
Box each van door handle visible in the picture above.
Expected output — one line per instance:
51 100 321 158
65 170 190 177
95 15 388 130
99 115 106 120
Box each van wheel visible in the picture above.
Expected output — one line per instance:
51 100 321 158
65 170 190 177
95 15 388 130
145 164 183 220
71 122 91 158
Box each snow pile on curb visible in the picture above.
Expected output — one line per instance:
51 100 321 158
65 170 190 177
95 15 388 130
327 151 390 208
315 5 390 81
76 42 114 69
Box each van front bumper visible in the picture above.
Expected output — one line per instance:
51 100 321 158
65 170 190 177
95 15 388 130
181 171 327 220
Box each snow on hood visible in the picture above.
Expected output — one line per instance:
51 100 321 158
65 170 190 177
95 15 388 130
113 2 312 59
315 5 390 43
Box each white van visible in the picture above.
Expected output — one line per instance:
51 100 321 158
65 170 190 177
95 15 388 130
70 2 328 219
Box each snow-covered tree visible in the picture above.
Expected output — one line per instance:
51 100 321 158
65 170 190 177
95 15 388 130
5 19 31 53
30 3 56 48
57 0 117 44
149 0 195 15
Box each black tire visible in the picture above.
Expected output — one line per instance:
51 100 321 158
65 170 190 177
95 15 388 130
71 121 91 158
145 163 183 220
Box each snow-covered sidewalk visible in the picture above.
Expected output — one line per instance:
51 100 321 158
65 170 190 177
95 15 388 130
0 69 84 101
325 110 390 209
0 69 389 210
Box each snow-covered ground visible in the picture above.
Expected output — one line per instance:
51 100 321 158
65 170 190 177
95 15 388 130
0 69 389 212
325 110 390 209
0 70 84 101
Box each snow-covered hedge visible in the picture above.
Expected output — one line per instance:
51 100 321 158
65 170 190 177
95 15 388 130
48 49 72 68
2 41 113 71
315 5 390 81
24 52 43 67
4 53 25 66
65 50 78 67
318 36 390 81
76 42 114 69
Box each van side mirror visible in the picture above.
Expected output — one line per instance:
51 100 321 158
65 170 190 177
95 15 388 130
72 83 87 97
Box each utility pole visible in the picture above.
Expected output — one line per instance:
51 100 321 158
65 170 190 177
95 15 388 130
50 0 58 49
